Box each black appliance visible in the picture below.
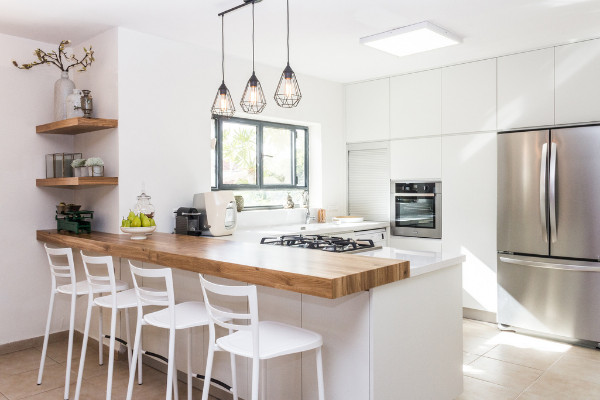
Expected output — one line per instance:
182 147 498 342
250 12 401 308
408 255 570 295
260 235 378 254
390 181 442 239
175 207 202 236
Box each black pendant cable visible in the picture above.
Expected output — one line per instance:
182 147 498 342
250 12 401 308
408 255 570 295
240 0 266 113
211 15 235 118
274 0 301 108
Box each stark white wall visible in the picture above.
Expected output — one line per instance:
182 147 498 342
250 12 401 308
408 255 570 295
0 33 75 344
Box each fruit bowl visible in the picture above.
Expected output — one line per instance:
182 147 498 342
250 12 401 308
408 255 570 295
120 226 156 240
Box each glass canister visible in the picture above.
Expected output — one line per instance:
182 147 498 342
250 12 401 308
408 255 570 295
132 182 155 218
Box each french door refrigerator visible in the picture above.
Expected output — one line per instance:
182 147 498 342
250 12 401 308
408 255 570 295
497 125 600 342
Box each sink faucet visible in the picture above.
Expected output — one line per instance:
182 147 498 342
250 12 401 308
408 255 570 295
303 190 314 224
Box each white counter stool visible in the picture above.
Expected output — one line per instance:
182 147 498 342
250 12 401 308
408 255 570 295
126 263 237 400
73 252 132 400
199 275 325 400
37 244 127 400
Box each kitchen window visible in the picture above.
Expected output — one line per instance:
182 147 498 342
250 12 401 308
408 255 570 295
211 117 309 208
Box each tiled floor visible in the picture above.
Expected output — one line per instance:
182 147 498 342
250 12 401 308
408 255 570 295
460 318 600 399
0 337 218 399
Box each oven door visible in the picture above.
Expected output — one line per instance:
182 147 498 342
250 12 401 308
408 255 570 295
390 193 442 238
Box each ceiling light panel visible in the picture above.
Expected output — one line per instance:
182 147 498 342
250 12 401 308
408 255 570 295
360 21 462 58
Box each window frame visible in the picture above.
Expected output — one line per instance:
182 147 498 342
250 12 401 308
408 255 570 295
212 117 309 207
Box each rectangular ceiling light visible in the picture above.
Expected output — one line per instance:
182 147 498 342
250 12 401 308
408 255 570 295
360 21 462 57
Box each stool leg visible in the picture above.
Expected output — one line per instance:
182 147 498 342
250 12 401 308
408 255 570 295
126 318 143 400
37 289 55 385
137 327 143 385
166 327 176 400
98 303 103 366
125 308 133 368
229 328 238 400
74 296 94 400
260 360 266 400
172 349 179 400
252 357 259 400
63 290 77 400
187 328 192 400
201 342 215 400
105 307 117 400
316 347 325 400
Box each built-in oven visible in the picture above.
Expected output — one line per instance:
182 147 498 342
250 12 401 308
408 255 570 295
390 181 442 239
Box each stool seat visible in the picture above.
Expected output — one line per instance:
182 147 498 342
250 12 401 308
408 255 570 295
217 321 323 359
94 288 156 309
144 301 230 329
57 279 129 295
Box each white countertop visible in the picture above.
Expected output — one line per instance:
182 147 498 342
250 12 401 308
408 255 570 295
356 247 466 277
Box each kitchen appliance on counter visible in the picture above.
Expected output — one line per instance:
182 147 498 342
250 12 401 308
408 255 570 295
390 181 441 239
261 234 379 254
174 207 202 236
56 210 93 234
193 191 237 237
498 125 600 343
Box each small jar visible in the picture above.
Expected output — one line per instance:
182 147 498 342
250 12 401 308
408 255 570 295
132 182 155 218
66 89 84 119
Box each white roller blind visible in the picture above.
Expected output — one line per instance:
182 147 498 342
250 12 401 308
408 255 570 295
348 148 390 222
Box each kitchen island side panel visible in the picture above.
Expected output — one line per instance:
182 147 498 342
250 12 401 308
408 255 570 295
371 264 463 400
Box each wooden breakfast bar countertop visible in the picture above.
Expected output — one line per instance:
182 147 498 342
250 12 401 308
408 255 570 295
37 230 409 299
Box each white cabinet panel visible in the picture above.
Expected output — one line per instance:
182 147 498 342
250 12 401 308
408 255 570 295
441 133 497 313
345 79 390 143
390 137 441 180
390 69 442 138
498 48 555 130
555 39 600 125
442 59 497 134
390 236 442 252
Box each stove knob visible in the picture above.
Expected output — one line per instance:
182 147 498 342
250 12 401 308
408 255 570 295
423 185 429 191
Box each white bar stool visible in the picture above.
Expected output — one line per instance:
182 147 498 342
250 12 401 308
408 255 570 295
38 244 125 400
126 262 237 400
199 275 325 400
74 252 131 400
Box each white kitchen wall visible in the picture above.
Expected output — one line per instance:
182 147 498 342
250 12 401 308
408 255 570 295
0 33 74 345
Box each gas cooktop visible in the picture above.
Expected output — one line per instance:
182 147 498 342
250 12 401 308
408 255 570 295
260 234 381 254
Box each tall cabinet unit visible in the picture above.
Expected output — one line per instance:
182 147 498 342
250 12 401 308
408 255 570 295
345 78 390 143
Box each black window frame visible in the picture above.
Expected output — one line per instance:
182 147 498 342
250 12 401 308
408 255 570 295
212 116 309 208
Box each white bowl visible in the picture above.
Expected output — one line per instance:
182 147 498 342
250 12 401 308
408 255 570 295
120 226 156 240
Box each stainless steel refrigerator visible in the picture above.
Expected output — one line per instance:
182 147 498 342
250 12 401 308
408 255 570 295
497 125 600 342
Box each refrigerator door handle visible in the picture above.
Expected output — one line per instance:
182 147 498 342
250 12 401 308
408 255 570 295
500 257 600 272
540 143 548 243
549 142 557 243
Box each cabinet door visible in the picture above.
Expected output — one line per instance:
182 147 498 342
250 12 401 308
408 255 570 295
390 69 442 139
345 78 390 143
555 39 600 125
442 59 496 135
498 48 554 130
441 133 497 313
390 137 441 180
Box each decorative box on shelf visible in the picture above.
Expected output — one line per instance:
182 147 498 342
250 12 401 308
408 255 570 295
45 153 82 178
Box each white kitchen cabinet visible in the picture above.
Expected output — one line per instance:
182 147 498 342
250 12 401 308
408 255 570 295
498 48 555 130
390 236 442 252
345 78 390 143
555 38 600 125
442 59 497 134
390 69 442 138
441 132 497 314
390 137 441 180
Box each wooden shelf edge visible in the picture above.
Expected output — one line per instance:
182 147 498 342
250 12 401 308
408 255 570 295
36 177 118 188
36 118 118 135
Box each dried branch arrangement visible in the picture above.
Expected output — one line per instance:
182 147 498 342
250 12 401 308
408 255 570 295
12 40 95 72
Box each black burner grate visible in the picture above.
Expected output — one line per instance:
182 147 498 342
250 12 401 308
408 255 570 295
260 234 375 253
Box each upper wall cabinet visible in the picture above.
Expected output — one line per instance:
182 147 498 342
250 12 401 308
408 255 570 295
555 39 600 125
390 137 441 180
345 78 390 143
390 69 442 139
498 49 554 130
442 59 496 135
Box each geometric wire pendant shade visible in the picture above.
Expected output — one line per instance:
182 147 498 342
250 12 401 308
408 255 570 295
274 0 301 108
240 0 266 114
211 15 236 118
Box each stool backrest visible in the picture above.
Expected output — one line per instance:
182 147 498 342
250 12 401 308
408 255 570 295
129 262 174 308
80 251 118 300
44 244 76 287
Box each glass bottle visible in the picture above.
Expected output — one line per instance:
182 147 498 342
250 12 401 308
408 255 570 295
132 182 155 218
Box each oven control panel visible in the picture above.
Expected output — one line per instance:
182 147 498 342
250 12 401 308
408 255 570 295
393 182 438 194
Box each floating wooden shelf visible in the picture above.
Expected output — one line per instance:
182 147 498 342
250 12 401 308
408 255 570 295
36 118 118 135
36 177 118 188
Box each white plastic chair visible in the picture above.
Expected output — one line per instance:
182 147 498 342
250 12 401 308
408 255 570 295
200 275 325 400
37 244 126 400
74 252 131 400
126 262 235 400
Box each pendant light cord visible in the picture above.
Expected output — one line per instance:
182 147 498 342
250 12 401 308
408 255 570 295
221 15 225 81
252 0 255 72
287 0 290 63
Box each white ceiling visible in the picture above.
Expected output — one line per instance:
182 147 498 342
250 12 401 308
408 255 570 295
2 0 600 83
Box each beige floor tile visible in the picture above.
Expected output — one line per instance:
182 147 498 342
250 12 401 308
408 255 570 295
463 352 480 365
484 343 565 370
463 335 497 356
464 356 544 392
463 320 503 339
564 345 600 362
19 382 107 400
67 346 128 380
34 337 83 364
457 376 521 400
86 362 169 399
518 370 600 400
128 383 219 400
0 362 75 399
0 393 6 400
0 348 57 378
546 354 600 385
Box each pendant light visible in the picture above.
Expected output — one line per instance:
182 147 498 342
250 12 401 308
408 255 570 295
211 15 235 118
274 0 301 108
240 0 266 114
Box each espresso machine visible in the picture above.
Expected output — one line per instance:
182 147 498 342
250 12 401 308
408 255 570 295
174 207 202 236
